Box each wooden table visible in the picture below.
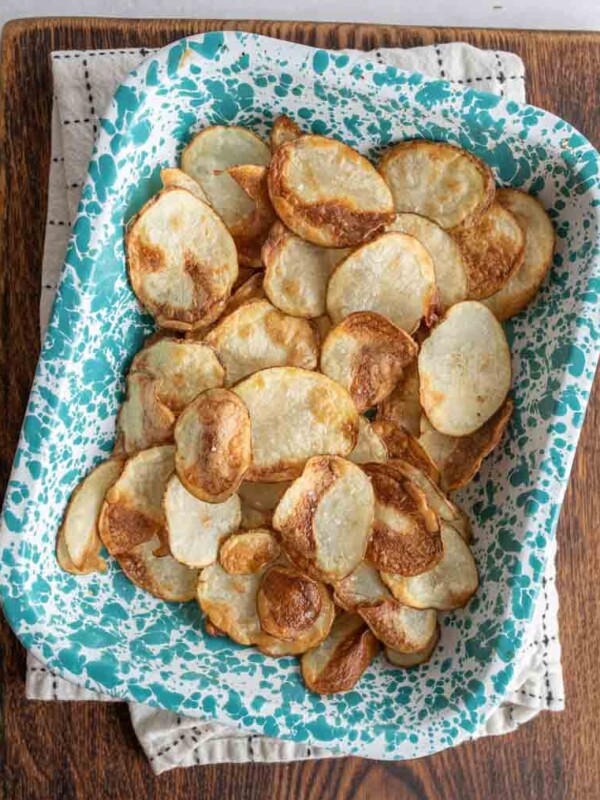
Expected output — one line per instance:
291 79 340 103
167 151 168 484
0 17 599 800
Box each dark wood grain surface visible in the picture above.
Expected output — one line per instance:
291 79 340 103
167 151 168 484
0 17 599 800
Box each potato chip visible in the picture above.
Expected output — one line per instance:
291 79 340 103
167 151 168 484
385 624 439 668
326 232 438 333
360 601 437 652
262 222 347 318
237 481 291 511
222 272 266 317
312 315 333 348
379 140 494 229
240 502 272 530
300 612 379 694
452 202 525 300
233 266 256 291
332 561 392 612
257 602 334 657
320 312 418 411
419 399 513 490
163 474 241 568
234 367 359 481
375 362 421 437
205 299 319 386
56 528 97 575
197 561 266 645
348 417 388 465
388 213 468 310
160 167 209 203
484 189 556 320
270 114 303 150
131 337 224 414
114 372 175 456
174 388 252 502
273 456 374 581
418 301 511 436
371 420 439 483
219 529 280 574
60 458 123 572
126 187 238 330
224 164 277 267
117 534 198 601
257 564 333 641
381 522 478 610
268 135 394 247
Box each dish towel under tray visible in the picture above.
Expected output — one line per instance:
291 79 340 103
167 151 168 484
27 40 564 774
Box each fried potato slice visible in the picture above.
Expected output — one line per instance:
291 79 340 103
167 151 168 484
114 372 175 456
332 561 392 613
326 232 438 333
60 458 123 571
320 312 418 411
381 522 478 610
205 299 319 386
371 420 439 483
126 187 238 331
257 602 334 657
237 481 291 511
484 189 556 320
268 135 394 247
379 139 494 229
163 474 241 568
419 399 513 491
375 362 421 437
348 417 388 465
225 164 277 267
181 125 271 229
273 456 374 581
452 202 525 300
234 367 359 481
131 337 224 414
385 624 439 668
262 222 348 318
388 213 468 310
363 463 442 577
240 502 272 530
117 534 198 601
418 301 511 436
160 167 209 203
257 564 332 641
185 272 267 342
174 388 252 502
270 114 303 150
197 561 266 645
360 601 437 653
56 528 98 575
300 612 379 694
219 529 280 574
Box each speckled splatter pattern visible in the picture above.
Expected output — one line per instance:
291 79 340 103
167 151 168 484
0 32 598 760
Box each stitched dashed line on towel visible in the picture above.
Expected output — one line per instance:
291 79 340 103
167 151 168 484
435 45 447 79
48 220 71 227
62 118 92 126
52 48 158 59
495 51 506 97
82 58 97 136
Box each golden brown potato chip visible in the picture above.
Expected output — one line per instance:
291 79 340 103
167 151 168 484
375 362 421 437
205 299 319 386
300 612 379 694
484 189 556 320
257 564 331 641
185 273 267 342
326 232 438 333
174 388 252 502
348 417 388 465
197 560 266 645
332 561 392 612
320 312 418 412
114 372 175 456
452 202 525 300
160 167 209 203
126 187 238 331
262 222 348 318
371 420 439 483
234 367 359 481
257 584 335 658
237 481 291 511
385 624 439 668
379 139 494 229
418 301 511 436
268 135 394 247
224 164 277 267
240 502 272 530
360 601 437 652
219 529 280 574
363 463 442 577
273 456 374 581
419 399 513 490
233 266 256 291
270 114 303 150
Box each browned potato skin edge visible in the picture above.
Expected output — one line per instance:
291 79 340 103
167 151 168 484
301 625 380 694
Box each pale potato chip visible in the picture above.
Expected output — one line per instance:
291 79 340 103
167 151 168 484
181 125 271 229
300 612 379 694
381 522 478 610
360 601 437 652
257 564 333 641
233 367 359 481
268 135 394 247
385 624 439 668
348 417 388 464
60 458 123 571
262 222 347 318
326 232 438 333
197 561 265 645
224 164 277 267
240 502 272 530
270 114 303 150
114 372 175 456
419 399 513 491
160 167 209 203
363 463 442 577
379 139 494 229
131 337 224 414
320 311 418 411
205 299 319 386
163 474 241 568
117 534 198 601
174 388 252 502
371 420 439 483
452 202 525 300
219 529 280 574
418 301 511 436
273 455 374 581
375 362 421 437
388 213 468 310
56 528 97 575
237 481 291 511
484 189 556 320
126 187 238 330
332 561 392 612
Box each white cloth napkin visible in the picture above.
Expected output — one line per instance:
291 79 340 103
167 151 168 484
27 40 564 775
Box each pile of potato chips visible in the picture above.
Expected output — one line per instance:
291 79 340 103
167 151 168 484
57 116 555 694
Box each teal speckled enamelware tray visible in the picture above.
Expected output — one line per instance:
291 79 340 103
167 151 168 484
1 32 599 760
